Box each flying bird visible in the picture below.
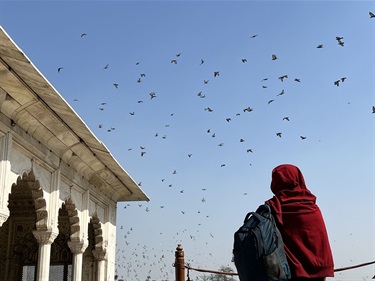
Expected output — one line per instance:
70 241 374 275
200 59 205 65
294 78 301 82
113 83 119 89
241 58 247 63
214 71 220 77
372 106 375 113
250 34 258 38
334 80 340 87
272 54 278 60
57 67 63 73
103 64 109 69
149 92 156 99
300 136 307 140
278 75 288 82
283 117 290 121
317 44 323 48
268 99 275 104
80 33 87 37
276 132 282 138
277 90 285 96
171 59 177 64
370 11 375 18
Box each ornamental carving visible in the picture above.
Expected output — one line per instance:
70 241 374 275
8 170 48 231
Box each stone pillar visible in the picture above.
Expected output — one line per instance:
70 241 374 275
68 240 88 281
0 132 12 226
32 229 58 281
93 250 107 281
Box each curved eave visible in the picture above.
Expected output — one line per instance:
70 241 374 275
0 26 149 202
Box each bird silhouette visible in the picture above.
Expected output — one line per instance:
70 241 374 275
268 99 274 104
214 71 220 77
300 136 307 140
80 33 87 37
277 90 285 96
278 75 288 82
171 59 177 64
113 83 119 88
272 54 278 60
103 64 109 69
283 117 290 121
372 106 375 113
57 67 63 73
317 44 323 48
370 11 375 18
241 58 247 63
250 34 258 38
276 132 282 138
200 59 205 65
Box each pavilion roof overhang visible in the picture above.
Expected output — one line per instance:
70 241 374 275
0 26 149 203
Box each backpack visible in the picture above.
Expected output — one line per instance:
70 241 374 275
233 204 291 281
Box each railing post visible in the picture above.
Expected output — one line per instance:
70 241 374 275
175 244 185 281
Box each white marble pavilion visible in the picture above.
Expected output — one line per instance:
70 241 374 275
0 26 149 281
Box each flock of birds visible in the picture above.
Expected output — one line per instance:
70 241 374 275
53 10 375 281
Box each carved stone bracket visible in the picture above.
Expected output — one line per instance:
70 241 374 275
68 240 88 254
92 249 107 261
32 229 58 245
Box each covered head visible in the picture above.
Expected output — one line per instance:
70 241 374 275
270 164 307 194
268 164 316 207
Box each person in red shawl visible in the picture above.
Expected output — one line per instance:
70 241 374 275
265 164 334 281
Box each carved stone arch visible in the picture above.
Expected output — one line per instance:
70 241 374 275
62 197 80 240
8 170 48 231
90 213 104 251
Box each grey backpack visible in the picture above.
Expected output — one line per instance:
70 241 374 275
233 204 291 281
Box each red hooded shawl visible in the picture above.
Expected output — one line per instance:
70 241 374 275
265 164 334 278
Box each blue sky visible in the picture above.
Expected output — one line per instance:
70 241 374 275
1 1 374 280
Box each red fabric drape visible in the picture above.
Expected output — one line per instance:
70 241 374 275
265 164 334 279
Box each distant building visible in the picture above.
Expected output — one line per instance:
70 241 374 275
0 27 149 281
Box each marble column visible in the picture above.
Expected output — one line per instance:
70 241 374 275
92 250 107 281
68 240 88 281
32 229 58 281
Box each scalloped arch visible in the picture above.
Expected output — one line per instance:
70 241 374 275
8 170 48 231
